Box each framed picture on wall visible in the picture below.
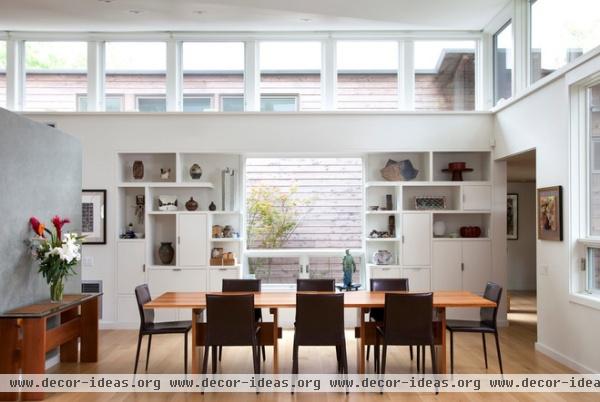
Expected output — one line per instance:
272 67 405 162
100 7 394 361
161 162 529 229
507 193 518 240
81 189 106 245
537 186 563 241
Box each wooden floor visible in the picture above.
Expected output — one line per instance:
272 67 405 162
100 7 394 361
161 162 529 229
45 292 594 401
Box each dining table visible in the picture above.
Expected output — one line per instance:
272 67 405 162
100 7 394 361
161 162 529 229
144 290 496 374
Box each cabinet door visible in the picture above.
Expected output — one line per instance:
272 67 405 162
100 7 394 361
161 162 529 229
432 241 462 291
462 240 492 293
117 241 146 295
178 213 208 267
402 267 431 292
462 185 492 211
177 269 208 320
208 267 239 291
369 267 402 283
402 213 431 266
147 268 179 322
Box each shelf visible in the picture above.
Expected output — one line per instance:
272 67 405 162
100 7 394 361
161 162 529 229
366 181 403 187
211 238 243 242
209 265 241 269
433 237 490 241
117 238 146 243
365 210 400 215
367 264 402 268
366 181 491 187
365 238 399 242
118 182 215 188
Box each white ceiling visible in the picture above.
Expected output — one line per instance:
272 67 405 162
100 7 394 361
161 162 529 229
0 0 511 32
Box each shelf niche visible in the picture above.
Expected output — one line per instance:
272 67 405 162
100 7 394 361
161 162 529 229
148 214 177 266
432 152 491 182
432 213 491 239
403 185 460 211
366 152 430 183
118 153 176 183
117 186 147 239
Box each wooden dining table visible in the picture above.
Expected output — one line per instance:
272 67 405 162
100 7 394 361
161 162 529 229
144 290 495 374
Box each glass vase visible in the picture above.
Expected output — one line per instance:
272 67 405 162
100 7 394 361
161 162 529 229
50 279 65 303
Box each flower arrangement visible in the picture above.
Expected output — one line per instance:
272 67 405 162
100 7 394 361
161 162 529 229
29 216 84 302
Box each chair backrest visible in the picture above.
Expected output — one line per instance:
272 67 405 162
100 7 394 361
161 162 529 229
296 278 335 291
222 279 261 292
295 293 345 345
480 282 503 328
135 284 154 327
205 294 257 346
370 278 409 292
383 292 434 346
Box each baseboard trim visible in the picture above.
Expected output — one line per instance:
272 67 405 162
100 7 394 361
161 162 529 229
45 354 60 370
535 342 595 373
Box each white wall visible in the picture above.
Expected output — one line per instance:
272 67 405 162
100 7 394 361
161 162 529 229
494 52 600 373
507 182 536 291
22 111 498 325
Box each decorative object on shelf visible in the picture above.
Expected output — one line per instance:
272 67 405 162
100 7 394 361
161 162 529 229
222 167 236 211
380 159 419 181
185 197 199 211
212 225 223 238
372 249 393 265
368 229 393 239
369 206 379 211
81 189 106 244
223 225 234 238
210 248 236 266
158 195 178 211
538 186 563 241
460 226 482 238
433 221 447 237
507 193 518 240
342 249 356 288
211 247 224 258
160 168 171 180
29 216 83 302
189 163 203 180
134 232 144 239
386 194 393 211
208 201 217 211
125 223 135 239
415 196 446 210
442 162 473 181
132 160 144 180
158 242 175 265
388 216 396 237
135 194 145 224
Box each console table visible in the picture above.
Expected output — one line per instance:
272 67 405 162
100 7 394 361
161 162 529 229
0 293 101 401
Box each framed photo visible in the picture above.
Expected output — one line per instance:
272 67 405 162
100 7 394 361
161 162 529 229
537 186 563 241
507 193 518 240
81 189 106 245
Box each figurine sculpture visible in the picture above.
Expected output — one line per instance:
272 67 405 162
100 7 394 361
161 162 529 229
342 249 356 288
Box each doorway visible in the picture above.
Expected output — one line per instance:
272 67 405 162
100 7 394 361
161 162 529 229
505 150 537 332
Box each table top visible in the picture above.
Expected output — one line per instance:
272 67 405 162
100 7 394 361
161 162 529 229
0 293 102 318
145 290 495 309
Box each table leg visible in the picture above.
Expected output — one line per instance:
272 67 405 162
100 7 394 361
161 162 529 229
80 296 99 363
435 307 447 374
21 318 46 401
0 319 19 401
60 307 79 363
191 308 201 374
269 308 279 374
356 308 367 374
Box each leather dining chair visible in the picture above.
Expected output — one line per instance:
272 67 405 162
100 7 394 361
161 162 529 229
134 284 192 374
367 278 415 369
374 292 436 376
203 294 261 375
220 279 266 361
446 282 504 374
296 278 335 291
292 293 347 375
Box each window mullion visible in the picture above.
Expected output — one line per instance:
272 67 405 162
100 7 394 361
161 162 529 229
322 38 336 110
244 40 260 111
87 41 105 111
513 0 529 94
166 39 181 112
6 39 24 111
398 40 414 110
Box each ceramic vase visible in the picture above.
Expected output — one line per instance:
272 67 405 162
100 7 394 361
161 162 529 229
158 242 175 265
132 160 144 180
185 197 199 211
190 163 203 180
433 221 447 237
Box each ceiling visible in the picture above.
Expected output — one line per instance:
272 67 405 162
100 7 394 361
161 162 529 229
0 0 511 32
507 150 536 182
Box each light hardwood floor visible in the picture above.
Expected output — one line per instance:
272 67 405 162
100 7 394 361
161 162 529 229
46 293 593 401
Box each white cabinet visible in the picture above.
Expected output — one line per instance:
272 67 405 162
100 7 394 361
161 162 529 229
462 185 492 211
148 268 207 321
117 241 146 295
178 213 208 267
402 267 431 292
402 213 431 266
432 240 492 293
369 266 402 282
208 267 240 291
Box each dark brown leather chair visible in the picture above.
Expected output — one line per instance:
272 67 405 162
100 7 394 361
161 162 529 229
446 282 503 374
134 284 192 374
202 294 261 375
220 279 265 361
296 278 335 291
374 292 436 375
293 293 347 375
367 278 415 368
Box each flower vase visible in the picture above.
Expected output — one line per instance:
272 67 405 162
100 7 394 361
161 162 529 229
50 279 65 303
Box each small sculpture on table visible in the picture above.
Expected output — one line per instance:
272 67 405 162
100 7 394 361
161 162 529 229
342 249 356 288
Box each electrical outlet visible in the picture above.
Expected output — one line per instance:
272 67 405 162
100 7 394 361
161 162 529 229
540 264 549 276
82 256 94 268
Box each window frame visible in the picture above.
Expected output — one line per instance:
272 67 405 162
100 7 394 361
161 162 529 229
182 94 215 112
77 94 124 112
492 20 514 105
135 95 167 112
220 94 244 112
259 94 300 112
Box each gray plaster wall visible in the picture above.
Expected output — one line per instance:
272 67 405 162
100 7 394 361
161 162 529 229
0 108 82 313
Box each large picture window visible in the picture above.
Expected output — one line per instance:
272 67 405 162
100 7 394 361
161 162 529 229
494 21 513 105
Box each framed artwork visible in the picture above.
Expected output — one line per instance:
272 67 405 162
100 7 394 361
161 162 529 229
537 186 563 241
507 193 518 240
81 189 106 245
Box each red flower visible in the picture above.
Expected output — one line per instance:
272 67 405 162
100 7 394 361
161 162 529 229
51 216 70 240
30 217 45 237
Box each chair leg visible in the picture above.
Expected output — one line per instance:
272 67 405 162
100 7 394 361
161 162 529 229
421 344 426 374
335 345 342 373
494 331 504 374
133 333 143 374
409 345 414 360
482 333 488 369
218 346 222 362
450 330 454 375
292 341 299 375
430 344 439 395
261 345 266 362
201 345 209 375
416 345 420 372
374 335 380 374
145 334 152 372
252 344 260 375
381 344 387 375
184 332 188 375
212 345 218 374
341 342 348 375
366 345 370 361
